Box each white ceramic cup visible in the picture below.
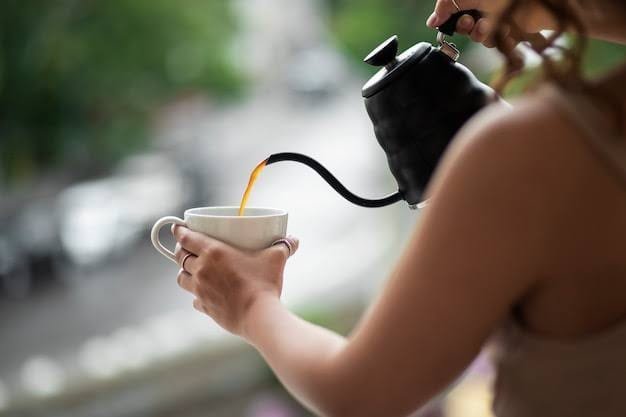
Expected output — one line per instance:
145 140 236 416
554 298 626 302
151 206 288 264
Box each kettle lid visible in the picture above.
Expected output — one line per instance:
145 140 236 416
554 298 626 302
361 35 431 98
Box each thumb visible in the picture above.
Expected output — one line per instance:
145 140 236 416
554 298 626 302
428 0 491 28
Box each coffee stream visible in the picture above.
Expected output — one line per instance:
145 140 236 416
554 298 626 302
238 158 268 216
238 153 411 214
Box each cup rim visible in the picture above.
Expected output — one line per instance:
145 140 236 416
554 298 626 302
184 206 287 219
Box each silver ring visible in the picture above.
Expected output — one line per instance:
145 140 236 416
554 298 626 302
271 238 293 257
181 252 194 273
451 0 461 12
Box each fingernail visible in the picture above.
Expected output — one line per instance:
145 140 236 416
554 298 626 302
426 12 437 27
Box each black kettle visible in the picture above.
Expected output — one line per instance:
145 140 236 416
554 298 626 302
266 11 497 209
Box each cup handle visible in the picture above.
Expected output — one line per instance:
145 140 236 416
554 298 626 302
151 216 186 264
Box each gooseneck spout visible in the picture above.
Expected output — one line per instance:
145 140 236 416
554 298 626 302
266 152 403 208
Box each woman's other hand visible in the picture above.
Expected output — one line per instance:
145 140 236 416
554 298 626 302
171 225 299 336
426 0 555 47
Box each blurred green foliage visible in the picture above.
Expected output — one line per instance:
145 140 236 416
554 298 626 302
583 38 626 76
0 0 242 184
325 0 471 76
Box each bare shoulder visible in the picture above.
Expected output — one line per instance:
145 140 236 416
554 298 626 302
440 89 626 210
440 93 576 177
426 90 626 272
423 94 592 270
434 90 612 200
429 94 577 212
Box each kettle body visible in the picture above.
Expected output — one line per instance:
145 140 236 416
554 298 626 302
362 37 496 206
266 13 498 210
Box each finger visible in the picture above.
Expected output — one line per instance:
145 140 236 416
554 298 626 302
504 36 520 54
182 253 199 274
287 235 300 255
172 225 210 255
508 44 525 73
455 14 475 35
525 32 550 53
501 24 512 39
470 17 491 43
430 0 484 28
174 244 188 264
192 298 206 314
426 12 438 28
482 36 497 48
270 235 300 260
174 244 200 274
177 268 196 294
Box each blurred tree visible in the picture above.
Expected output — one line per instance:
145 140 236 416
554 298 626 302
0 0 243 184
325 0 472 76
583 38 626 76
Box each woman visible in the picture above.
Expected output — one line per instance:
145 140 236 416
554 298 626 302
171 1 626 415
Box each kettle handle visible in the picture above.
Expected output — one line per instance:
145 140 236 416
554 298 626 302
438 10 482 36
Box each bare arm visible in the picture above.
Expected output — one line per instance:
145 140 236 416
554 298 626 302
242 297 348 416
236 104 558 416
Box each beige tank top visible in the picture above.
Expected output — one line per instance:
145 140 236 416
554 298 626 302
490 85 626 417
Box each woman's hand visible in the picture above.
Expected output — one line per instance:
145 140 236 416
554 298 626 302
171 225 299 336
426 0 555 47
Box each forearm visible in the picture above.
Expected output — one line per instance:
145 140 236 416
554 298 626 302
242 295 348 417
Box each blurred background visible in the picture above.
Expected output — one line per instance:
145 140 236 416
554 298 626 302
1 1 624 416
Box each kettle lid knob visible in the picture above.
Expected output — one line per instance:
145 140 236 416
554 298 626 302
364 35 398 67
